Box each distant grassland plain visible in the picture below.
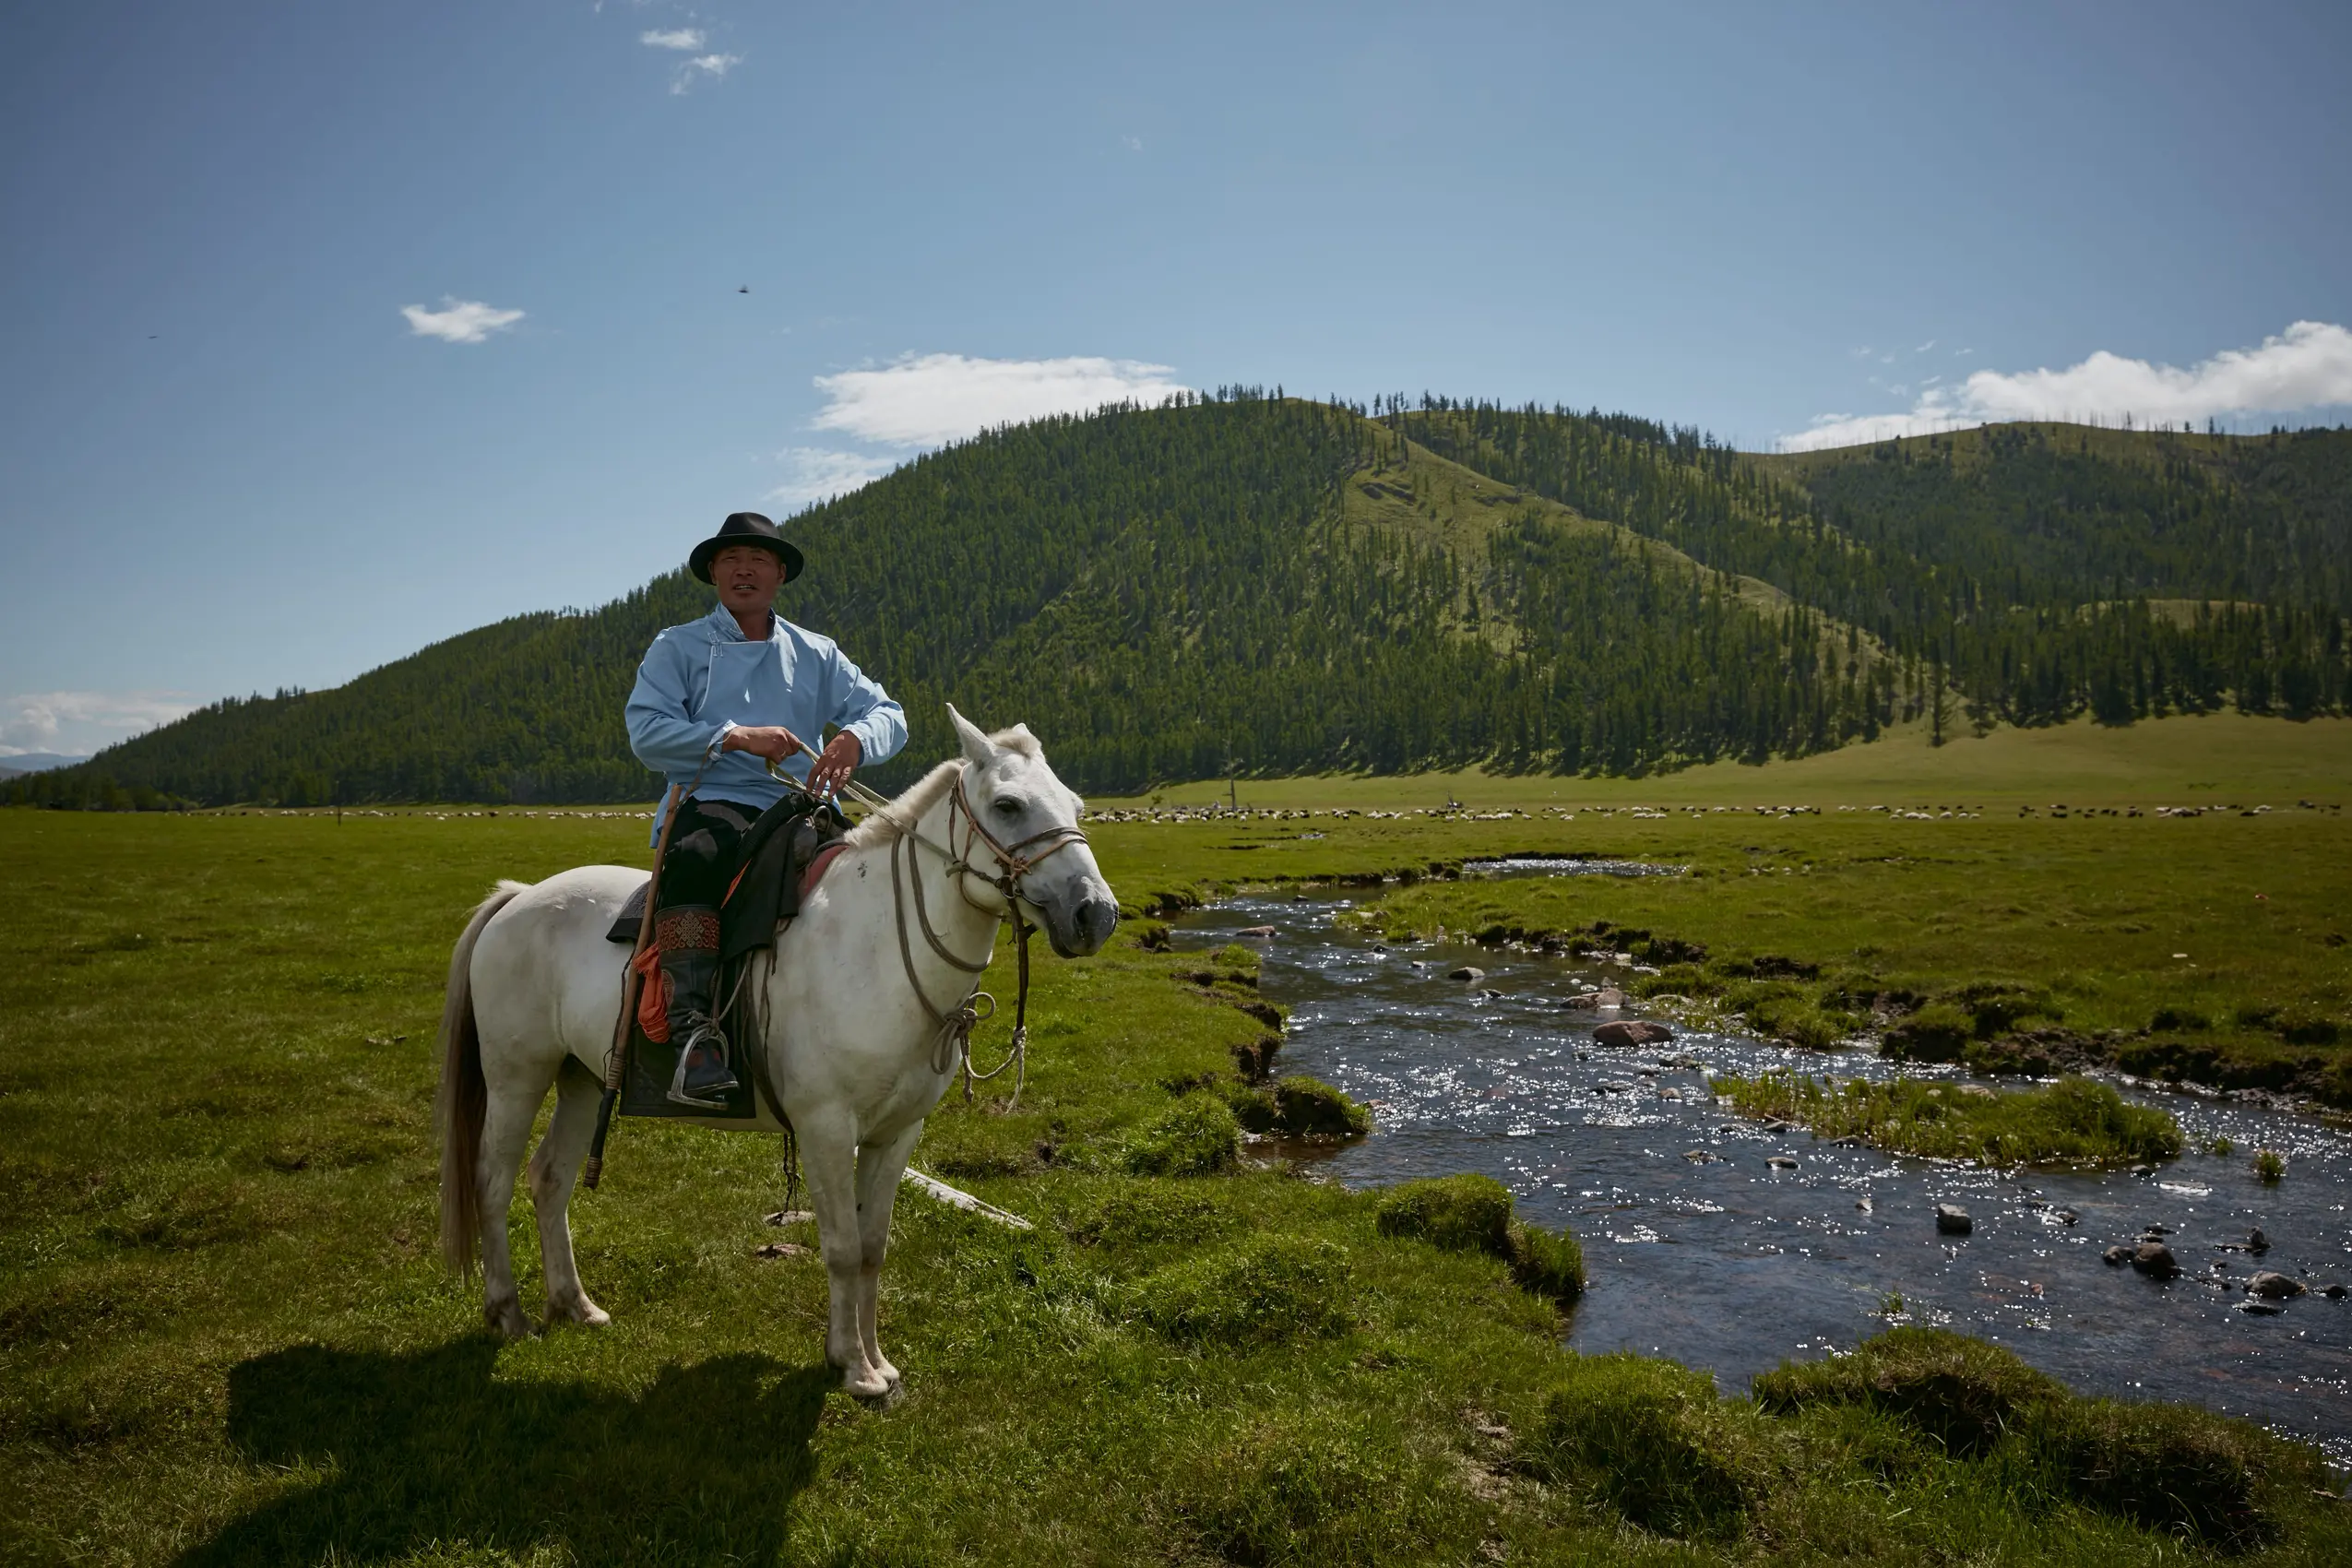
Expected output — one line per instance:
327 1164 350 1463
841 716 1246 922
4 711 2349 1564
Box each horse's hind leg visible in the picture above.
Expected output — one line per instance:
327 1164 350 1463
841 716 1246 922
477 1058 558 1339
852 1123 923 1391
529 1057 611 1327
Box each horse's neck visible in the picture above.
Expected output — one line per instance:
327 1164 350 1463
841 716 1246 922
841 786 994 1016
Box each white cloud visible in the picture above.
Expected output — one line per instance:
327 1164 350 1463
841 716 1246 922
400 298 525 344
766 447 902 506
1782 320 2352 452
2 689 204 756
671 52 742 92
1122 135 1144 151
811 352 1192 448
639 28 705 49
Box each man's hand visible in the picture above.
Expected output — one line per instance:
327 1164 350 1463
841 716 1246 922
806 731 861 799
721 725 803 763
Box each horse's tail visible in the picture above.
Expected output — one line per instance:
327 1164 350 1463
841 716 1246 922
437 879 529 1276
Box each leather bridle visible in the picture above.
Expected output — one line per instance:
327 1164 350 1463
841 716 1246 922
885 763 1091 1101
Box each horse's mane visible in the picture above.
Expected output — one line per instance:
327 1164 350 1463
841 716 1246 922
844 726 1041 849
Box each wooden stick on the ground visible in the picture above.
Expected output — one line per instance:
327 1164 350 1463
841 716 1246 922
900 1167 1034 1230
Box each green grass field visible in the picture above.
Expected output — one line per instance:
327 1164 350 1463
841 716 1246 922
5 716 2350 1564
1104 711 2352 811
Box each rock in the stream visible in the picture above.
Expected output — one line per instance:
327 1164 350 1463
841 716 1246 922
2103 1245 2132 1265
2322 1283 2347 1300
1561 987 1627 1010
1476 988 1503 1000
2247 1271 2307 1300
1447 966 1486 982
1767 1156 1799 1170
1592 1019 1674 1049
2248 1227 2270 1253
1683 1148 1723 1164
1934 1204 1973 1235
1237 925 1277 938
2239 1299 2285 1316
2132 1241 2181 1278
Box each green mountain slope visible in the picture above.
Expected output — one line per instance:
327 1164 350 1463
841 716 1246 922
1393 403 2351 730
16 396 2350 807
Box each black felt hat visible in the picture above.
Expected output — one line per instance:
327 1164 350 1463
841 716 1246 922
689 512 805 585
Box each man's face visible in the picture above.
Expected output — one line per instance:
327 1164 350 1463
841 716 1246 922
712 545 783 616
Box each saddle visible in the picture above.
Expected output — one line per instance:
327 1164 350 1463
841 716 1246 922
606 793 851 1121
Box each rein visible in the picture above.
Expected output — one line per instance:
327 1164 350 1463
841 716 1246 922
885 766 1089 1104
772 744 1088 1108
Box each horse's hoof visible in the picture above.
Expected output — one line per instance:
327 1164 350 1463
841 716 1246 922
846 1377 901 1409
549 1297 612 1328
484 1301 537 1340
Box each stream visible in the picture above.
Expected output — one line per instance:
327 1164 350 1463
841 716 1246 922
1175 882 2352 1462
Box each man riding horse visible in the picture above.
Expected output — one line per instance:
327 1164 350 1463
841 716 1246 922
625 511 907 1107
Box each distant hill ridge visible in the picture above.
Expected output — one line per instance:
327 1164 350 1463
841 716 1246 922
14 394 2349 808
0 753 91 779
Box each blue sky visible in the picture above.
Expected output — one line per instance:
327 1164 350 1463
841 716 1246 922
5 0 2349 755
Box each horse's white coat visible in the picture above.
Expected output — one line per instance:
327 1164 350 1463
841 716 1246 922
439 710 1115 1396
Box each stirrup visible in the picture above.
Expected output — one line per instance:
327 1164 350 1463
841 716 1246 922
667 1019 739 1109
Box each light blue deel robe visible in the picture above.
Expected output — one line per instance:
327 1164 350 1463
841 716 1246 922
625 602 908 843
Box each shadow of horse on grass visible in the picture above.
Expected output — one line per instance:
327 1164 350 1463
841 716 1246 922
178 1337 831 1566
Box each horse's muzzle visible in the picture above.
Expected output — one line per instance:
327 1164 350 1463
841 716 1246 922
1046 892 1120 958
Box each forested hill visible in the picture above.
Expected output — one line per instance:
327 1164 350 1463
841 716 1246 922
18 394 2351 808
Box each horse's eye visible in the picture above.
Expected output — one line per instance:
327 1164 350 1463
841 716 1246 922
993 797 1023 817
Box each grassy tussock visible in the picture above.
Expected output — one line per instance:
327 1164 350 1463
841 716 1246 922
1528 1354 1776 1537
2026 1396 2332 1552
1749 1329 2332 1553
1173 1411 1474 1566
1373 1174 1586 1304
1224 1075 1372 1139
1134 1234 1356 1345
1374 1173 1514 1254
1122 1094 1243 1175
1752 1325 2067 1455
1714 1071 2183 1167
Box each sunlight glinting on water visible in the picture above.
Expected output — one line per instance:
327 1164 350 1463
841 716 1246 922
1181 889 2352 1463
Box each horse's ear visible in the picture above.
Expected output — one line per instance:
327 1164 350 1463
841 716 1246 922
946 704 998 769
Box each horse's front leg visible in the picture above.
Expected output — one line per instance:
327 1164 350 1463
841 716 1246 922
799 1115 892 1397
851 1122 924 1391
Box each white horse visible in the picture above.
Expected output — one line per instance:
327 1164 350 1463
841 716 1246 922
435 707 1117 1396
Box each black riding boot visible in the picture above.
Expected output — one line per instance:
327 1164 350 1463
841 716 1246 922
657 907 739 1108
